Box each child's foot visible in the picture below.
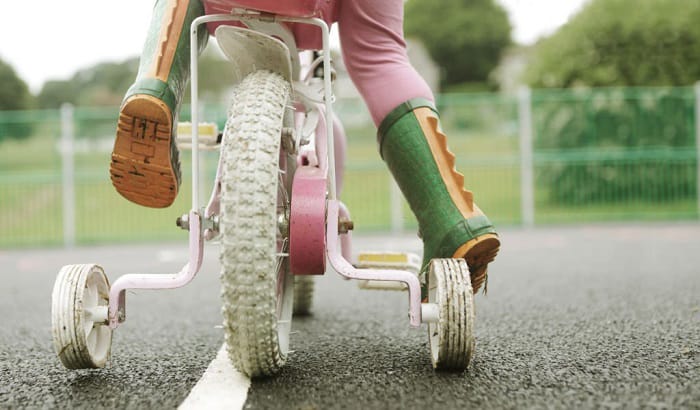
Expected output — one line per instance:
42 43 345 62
109 0 207 208
110 94 180 208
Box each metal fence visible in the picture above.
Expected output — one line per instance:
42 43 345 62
1 86 699 248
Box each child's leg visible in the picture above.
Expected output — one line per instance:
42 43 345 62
337 0 433 125
111 0 207 208
338 0 499 293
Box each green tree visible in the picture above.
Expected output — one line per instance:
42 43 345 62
37 46 234 109
37 80 79 108
404 0 512 89
0 58 33 110
0 58 35 141
37 58 139 109
525 0 700 88
180 46 238 105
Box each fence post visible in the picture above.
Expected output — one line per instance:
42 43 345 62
518 87 535 228
61 103 76 247
696 83 700 218
389 178 404 233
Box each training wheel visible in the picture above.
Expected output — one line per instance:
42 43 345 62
293 276 315 316
426 258 475 371
52 264 112 369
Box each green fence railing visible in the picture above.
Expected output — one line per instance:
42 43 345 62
1 86 699 248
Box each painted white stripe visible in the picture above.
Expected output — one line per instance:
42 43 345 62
179 344 250 410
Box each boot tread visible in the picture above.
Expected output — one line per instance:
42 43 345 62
110 95 179 208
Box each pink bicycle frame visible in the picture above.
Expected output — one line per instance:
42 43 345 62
107 10 425 329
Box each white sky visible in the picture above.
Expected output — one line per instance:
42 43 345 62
0 0 587 93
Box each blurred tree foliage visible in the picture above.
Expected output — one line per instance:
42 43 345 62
37 58 138 109
0 58 35 141
36 46 235 109
534 88 696 204
525 0 700 87
525 0 700 205
0 59 33 110
405 0 511 88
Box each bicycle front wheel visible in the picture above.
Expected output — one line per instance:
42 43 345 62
219 70 294 377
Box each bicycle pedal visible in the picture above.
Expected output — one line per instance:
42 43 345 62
356 252 421 291
176 122 220 150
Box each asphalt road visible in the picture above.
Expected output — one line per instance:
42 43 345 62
1 223 699 409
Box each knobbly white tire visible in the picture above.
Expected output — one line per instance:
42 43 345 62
293 276 315 316
427 258 475 371
51 264 112 369
220 70 294 378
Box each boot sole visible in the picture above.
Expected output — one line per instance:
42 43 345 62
110 95 178 208
453 234 500 293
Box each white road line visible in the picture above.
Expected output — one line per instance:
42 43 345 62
179 344 250 410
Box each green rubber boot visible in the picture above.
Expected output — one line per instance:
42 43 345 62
110 0 208 208
378 99 501 294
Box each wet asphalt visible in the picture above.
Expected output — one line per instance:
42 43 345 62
1 223 699 409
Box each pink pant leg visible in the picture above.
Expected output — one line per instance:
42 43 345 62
337 0 435 126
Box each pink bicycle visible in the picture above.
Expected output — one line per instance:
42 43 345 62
51 1 476 377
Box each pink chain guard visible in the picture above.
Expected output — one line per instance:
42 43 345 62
289 166 327 275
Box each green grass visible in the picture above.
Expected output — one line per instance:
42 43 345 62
4 160 693 247
1 102 698 248
0 134 61 173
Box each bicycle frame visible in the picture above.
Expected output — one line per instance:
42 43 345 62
191 12 337 207
106 10 425 330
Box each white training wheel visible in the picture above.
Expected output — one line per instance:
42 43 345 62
426 258 475 371
52 264 112 369
293 275 315 316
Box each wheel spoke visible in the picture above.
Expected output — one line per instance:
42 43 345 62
278 170 290 206
86 327 97 352
82 284 98 338
84 284 98 309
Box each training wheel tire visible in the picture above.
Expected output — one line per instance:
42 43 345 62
52 264 112 369
293 276 314 316
427 258 475 371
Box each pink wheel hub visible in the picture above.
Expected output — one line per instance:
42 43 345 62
289 166 327 275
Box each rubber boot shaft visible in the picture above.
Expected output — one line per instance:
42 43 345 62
378 99 499 293
127 0 208 114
